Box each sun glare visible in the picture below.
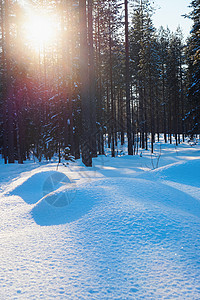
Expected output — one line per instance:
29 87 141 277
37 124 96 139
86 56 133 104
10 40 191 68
24 13 58 51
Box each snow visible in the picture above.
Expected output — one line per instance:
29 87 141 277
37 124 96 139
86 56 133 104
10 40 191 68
0 137 200 299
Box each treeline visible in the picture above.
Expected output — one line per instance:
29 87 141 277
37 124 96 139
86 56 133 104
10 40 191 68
0 0 199 166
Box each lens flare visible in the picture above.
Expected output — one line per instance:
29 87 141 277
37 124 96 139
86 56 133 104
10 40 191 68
24 13 59 50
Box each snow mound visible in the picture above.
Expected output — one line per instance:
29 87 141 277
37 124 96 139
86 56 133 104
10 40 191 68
140 159 200 187
10 171 71 205
1 141 200 299
31 176 200 226
31 184 95 226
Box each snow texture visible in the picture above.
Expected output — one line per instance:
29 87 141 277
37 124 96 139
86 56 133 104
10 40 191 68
0 138 200 299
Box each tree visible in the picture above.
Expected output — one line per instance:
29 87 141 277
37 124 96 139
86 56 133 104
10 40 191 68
186 0 200 134
79 0 92 166
125 0 133 155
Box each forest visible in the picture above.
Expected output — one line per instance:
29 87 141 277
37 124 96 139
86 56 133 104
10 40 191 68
0 0 199 167
1 2 200 298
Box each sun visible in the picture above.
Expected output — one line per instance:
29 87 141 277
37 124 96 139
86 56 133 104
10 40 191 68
24 13 59 51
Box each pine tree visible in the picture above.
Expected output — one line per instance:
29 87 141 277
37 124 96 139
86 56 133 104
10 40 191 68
79 0 92 166
125 0 133 155
186 0 200 134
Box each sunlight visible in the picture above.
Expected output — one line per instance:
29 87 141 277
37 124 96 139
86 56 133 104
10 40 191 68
24 13 59 51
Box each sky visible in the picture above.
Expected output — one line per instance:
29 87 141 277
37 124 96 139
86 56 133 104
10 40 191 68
152 0 192 37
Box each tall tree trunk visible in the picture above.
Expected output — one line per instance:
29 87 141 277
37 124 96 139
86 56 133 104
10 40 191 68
88 0 97 157
108 5 115 157
119 89 124 145
5 0 14 163
162 62 167 143
1 0 8 163
125 0 133 155
79 0 92 166
96 7 104 155
179 50 185 142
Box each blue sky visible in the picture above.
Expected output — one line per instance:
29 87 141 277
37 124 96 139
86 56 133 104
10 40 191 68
152 0 192 37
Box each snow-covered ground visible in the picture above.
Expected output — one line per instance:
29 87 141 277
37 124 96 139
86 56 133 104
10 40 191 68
0 137 200 299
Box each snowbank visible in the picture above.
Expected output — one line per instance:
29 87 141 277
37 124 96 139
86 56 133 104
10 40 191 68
0 141 200 299
140 158 200 187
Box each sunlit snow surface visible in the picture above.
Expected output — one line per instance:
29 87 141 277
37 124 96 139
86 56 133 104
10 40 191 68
0 138 200 299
